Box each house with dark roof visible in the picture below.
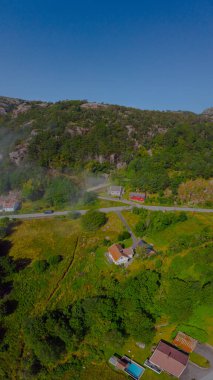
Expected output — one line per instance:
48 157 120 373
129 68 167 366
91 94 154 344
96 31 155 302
108 244 134 265
148 340 189 378
132 239 155 256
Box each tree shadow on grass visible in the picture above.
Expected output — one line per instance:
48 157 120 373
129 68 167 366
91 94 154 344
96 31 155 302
4 299 18 315
15 258 32 272
6 220 22 237
0 240 13 257
0 280 13 298
0 221 32 302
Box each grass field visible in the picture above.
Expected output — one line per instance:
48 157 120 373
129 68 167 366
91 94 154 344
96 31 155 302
190 351 210 368
19 197 124 214
0 210 212 379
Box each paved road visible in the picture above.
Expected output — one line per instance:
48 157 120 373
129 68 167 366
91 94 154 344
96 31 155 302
98 196 213 213
180 343 213 380
86 183 109 192
0 206 132 220
115 211 137 244
1 196 213 220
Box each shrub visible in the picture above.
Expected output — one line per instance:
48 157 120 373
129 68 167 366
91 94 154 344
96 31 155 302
118 231 131 241
68 211 81 220
81 210 107 231
34 260 49 273
82 191 97 205
102 238 111 246
48 255 62 266
44 177 78 207
155 259 163 269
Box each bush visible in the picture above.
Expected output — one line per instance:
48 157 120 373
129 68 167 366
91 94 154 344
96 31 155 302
0 217 10 239
48 255 62 266
102 238 111 246
118 231 131 241
68 211 81 220
155 259 162 269
44 177 78 207
34 260 49 273
81 210 107 231
82 191 97 205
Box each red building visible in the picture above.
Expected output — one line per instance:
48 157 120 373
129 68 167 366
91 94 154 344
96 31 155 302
129 192 146 202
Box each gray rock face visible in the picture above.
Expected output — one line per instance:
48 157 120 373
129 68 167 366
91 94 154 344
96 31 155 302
202 107 213 116
0 96 49 117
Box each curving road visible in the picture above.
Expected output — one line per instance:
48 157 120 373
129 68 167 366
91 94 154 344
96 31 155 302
0 206 132 220
98 196 213 213
0 196 213 220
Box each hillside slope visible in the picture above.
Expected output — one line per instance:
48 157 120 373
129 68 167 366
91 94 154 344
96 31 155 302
0 96 212 205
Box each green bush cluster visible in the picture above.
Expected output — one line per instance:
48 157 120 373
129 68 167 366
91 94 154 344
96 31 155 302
81 210 107 231
135 210 187 235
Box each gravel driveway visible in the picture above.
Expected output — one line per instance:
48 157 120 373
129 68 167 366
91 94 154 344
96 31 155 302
180 343 213 380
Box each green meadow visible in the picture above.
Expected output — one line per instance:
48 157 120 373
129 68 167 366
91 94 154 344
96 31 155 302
0 210 212 379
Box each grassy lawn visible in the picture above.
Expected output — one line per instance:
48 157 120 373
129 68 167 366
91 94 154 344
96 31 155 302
1 209 212 379
0 213 127 373
122 210 213 252
190 352 210 368
18 197 124 214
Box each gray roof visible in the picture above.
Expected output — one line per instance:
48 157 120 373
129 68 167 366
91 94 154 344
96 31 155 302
109 356 118 366
110 186 123 191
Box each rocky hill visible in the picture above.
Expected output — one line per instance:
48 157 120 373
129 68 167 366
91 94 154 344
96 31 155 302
0 96 212 201
0 96 208 167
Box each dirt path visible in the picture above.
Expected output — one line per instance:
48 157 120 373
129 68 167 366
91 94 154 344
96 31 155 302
115 210 138 244
46 237 79 306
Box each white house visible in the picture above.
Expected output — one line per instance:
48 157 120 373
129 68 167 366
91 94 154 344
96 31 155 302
108 244 133 265
108 186 124 197
0 192 21 212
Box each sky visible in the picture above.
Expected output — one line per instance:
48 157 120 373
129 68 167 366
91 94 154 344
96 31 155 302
0 0 213 112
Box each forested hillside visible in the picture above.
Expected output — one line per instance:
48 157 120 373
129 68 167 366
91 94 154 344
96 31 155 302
0 96 212 206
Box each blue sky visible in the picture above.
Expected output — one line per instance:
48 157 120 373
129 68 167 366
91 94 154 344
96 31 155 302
0 0 213 112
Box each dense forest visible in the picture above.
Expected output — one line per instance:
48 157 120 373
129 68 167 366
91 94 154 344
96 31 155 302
0 96 212 206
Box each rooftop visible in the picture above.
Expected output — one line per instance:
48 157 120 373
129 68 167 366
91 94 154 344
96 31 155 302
110 186 123 191
130 192 146 198
108 244 123 262
173 332 197 353
149 340 189 378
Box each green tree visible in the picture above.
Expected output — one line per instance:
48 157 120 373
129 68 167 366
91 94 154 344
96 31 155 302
44 177 78 207
81 210 107 231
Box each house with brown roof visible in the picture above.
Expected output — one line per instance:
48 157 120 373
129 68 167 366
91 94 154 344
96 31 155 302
148 340 189 378
173 332 197 353
108 244 134 265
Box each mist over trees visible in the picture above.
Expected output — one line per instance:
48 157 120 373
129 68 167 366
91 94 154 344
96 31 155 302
0 99 212 206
